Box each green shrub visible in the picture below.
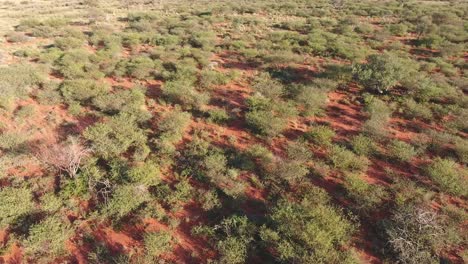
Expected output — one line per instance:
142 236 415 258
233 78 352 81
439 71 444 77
199 69 230 90
343 173 388 212
199 190 221 211
54 36 84 50
162 79 210 110
274 143 312 184
388 23 408 36
105 185 151 219
0 64 44 109
453 138 468 164
388 140 417 162
350 134 376 156
245 109 286 137
92 86 150 121
0 187 34 228
25 216 73 259
362 97 392 139
144 231 173 259
37 81 63 105
125 56 155 80
214 216 255 264
0 131 29 151
60 79 110 103
260 186 357 263
402 98 433 121
127 160 161 187
305 125 336 146
330 145 369 172
353 53 416 93
207 108 230 124
425 158 467 196
83 114 148 159
154 109 191 154
57 50 105 79
251 72 284 100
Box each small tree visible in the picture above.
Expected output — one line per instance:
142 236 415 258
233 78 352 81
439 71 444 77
36 137 91 178
353 53 414 93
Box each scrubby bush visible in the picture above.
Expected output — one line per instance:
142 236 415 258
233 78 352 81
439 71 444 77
105 185 151 220
162 79 210 110
388 140 417 162
84 114 148 159
305 125 335 146
55 50 97 79
362 96 392 139
330 145 369 172
25 216 73 259
425 158 467 196
382 205 443 264
207 108 230 124
251 72 284 100
37 81 63 105
260 186 357 263
272 142 312 184
353 53 416 93
350 134 377 156
402 98 433 121
92 86 150 121
154 109 191 154
0 64 44 109
54 36 84 50
127 160 161 187
125 56 156 79
0 187 34 228
343 173 388 212
245 109 286 137
61 79 110 103
388 23 408 36
144 231 173 259
199 69 231 90
6 32 29 43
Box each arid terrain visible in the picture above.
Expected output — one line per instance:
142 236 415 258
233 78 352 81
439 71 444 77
0 0 466 263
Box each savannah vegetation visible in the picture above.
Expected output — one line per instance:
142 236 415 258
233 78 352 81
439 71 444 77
0 0 466 263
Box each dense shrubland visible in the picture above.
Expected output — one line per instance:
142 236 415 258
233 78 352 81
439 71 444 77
0 0 466 263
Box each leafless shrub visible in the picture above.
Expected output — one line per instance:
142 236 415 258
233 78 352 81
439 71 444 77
384 206 442 264
36 137 91 178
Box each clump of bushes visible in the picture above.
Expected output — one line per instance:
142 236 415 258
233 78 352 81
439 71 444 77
60 79 110 103
162 79 210 110
207 108 230 124
0 187 34 228
388 140 417 162
350 134 377 156
353 52 416 93
343 173 388 212
381 205 444 264
92 86 150 121
105 185 151 221
154 109 191 154
305 125 336 146
84 114 148 160
425 158 467 196
144 231 173 260
260 185 358 263
362 96 392 139
402 98 433 121
25 216 73 260
330 145 369 172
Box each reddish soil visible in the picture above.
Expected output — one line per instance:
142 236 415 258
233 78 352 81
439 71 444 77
0 243 23 264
